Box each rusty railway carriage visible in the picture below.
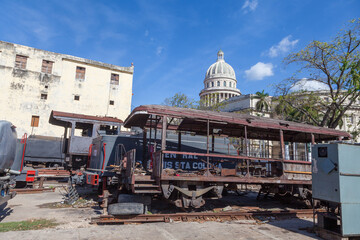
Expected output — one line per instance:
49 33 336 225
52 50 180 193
92 105 351 210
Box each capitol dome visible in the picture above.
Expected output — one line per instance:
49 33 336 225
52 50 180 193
199 50 241 107
205 50 236 80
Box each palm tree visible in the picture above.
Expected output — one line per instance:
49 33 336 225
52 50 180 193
253 90 270 112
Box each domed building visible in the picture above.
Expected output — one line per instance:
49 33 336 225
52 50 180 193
199 50 241 107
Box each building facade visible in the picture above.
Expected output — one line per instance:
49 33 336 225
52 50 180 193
0 41 134 137
221 91 360 141
199 50 241 106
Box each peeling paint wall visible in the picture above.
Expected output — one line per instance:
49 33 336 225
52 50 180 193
0 41 133 137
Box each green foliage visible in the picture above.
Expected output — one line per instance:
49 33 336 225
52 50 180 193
0 219 58 232
164 92 226 112
163 93 197 109
252 90 270 112
276 18 360 129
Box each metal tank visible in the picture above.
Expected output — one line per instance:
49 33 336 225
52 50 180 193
0 120 21 205
0 121 17 172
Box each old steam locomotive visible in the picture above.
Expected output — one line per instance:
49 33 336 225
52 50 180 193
0 121 22 205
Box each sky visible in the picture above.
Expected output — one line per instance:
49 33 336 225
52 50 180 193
0 0 359 109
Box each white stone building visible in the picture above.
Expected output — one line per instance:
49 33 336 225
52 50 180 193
221 91 360 141
0 41 134 137
199 50 241 106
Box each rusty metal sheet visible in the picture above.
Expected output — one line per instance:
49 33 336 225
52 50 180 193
50 110 123 127
123 105 351 142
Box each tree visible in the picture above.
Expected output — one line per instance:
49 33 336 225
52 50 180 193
164 92 226 112
163 93 197 108
252 90 270 112
275 18 360 129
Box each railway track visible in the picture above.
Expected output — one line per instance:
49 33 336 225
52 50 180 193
91 209 318 225
10 187 56 194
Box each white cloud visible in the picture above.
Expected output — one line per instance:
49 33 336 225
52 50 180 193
242 0 258 13
144 30 149 37
245 62 274 81
291 78 330 92
268 35 299 58
156 46 164 56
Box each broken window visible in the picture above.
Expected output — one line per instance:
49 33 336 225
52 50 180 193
15 55 27 69
41 60 53 74
41 94 47 100
111 73 119 85
109 100 114 105
31 116 39 127
74 95 80 101
75 66 85 80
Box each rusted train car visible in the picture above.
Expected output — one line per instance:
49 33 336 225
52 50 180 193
87 105 350 213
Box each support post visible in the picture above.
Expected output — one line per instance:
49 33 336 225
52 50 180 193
311 133 315 145
177 131 181 152
206 120 210 175
245 126 249 177
142 128 147 165
211 133 215 153
161 116 167 150
280 129 286 177
280 129 285 160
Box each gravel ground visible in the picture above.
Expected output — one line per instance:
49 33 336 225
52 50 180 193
0 187 319 239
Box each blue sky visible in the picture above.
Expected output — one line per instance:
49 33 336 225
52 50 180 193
1 0 359 109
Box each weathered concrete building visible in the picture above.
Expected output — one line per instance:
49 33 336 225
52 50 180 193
0 41 134 137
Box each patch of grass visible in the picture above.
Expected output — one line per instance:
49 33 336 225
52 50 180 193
0 219 58 232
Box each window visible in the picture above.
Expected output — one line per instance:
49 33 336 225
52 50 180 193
207 83 209 88
346 116 353 124
74 95 80 101
229 82 232 87
45 85 48 89
15 55 27 69
110 73 119 85
221 93 223 98
211 82 214 87
216 94 219 103
111 73 119 85
75 66 86 80
31 116 39 127
40 94 47 100
217 81 220 86
223 81 226 87
109 100 114 105
225 93 228 98
41 60 53 74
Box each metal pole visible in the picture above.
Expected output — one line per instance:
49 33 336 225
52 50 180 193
245 126 249 176
161 116 167 150
206 119 210 175
280 129 285 160
177 131 181 152
311 133 315 145
211 133 215 153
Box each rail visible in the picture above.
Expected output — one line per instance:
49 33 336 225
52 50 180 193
91 209 321 224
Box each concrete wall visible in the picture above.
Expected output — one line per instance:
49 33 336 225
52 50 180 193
0 41 134 137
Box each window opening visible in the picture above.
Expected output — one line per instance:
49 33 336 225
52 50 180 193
15 55 27 69
75 66 85 80
111 73 119 85
31 116 39 127
41 60 53 74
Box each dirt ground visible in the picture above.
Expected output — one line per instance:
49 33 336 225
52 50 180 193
0 186 320 240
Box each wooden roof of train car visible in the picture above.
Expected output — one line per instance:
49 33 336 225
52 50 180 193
124 105 351 143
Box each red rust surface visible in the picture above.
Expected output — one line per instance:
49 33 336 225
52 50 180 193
124 105 351 142
91 209 320 224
